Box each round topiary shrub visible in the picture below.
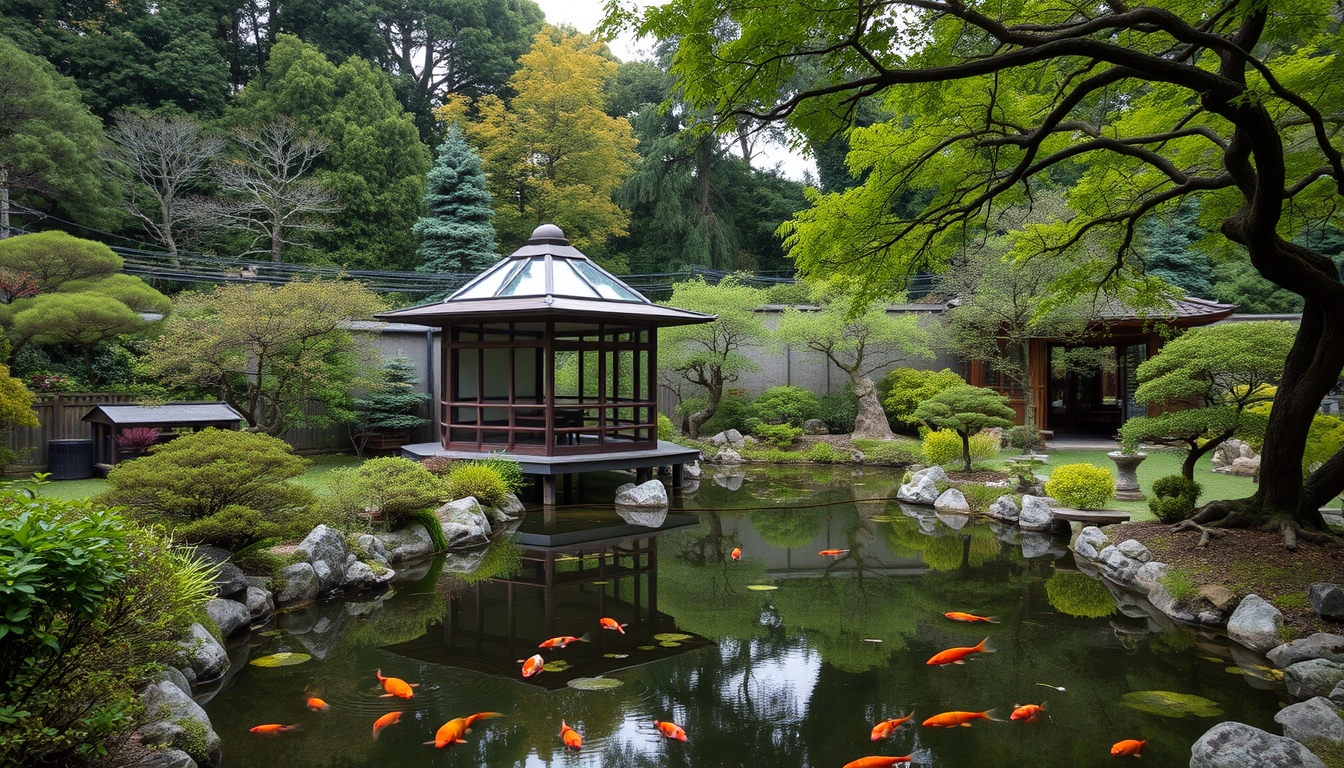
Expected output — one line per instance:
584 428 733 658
1148 474 1203 523
921 429 1000 467
749 386 820 427
657 412 677 441
1043 463 1116 509
444 462 510 508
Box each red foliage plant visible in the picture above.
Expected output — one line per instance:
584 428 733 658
116 427 161 453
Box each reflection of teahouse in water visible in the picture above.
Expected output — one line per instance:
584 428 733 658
383 512 713 691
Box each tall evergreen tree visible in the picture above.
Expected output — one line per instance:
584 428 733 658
1136 203 1213 299
414 127 498 273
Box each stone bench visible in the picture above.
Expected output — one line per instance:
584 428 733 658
1051 508 1130 526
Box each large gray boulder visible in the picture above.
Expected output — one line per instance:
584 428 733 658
1332 680 1344 706
615 479 669 507
1097 545 1146 586
376 522 436 563
153 667 193 700
497 493 526 517
1227 594 1286 654
987 495 1019 521
1117 539 1153 562
435 497 493 549
353 533 389 565
912 465 949 484
1134 561 1169 594
203 598 251 639
710 429 745 448
715 447 743 465
209 561 247 601
138 679 222 767
682 460 703 479
1309 583 1344 621
1275 696 1344 745
897 475 939 505
244 586 274 622
1189 721 1326 768
1269 634 1344 669
1286 659 1344 701
177 623 228 686
273 562 319 605
1072 526 1109 561
933 488 970 513
295 525 348 592
1018 495 1060 531
803 418 828 435
342 560 395 591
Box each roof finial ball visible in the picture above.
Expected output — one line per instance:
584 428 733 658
529 223 569 245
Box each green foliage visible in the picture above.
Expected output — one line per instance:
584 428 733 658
352 357 431 432
1158 568 1199 603
228 35 431 270
914 385 1016 470
145 281 386 436
685 395 751 436
443 462 510 508
1045 570 1117 619
0 38 118 226
1044 463 1115 510
815 390 859 434
414 126 499 272
745 419 803 447
455 457 526 495
409 509 448 552
922 429 999 467
364 457 448 525
750 508 824 548
1120 322 1294 478
880 367 966 427
172 504 297 551
1149 475 1203 524
0 494 213 767
1006 425 1040 453
748 386 819 427
98 428 315 533
850 439 922 466
660 276 769 437
1137 202 1213 298
805 442 843 463
657 412 677 441
958 483 1007 513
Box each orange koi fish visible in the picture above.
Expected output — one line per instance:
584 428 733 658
539 633 590 649
306 697 330 711
424 712 502 749
519 654 544 678
926 637 994 666
944 611 999 623
375 669 418 699
372 711 402 740
599 617 628 634
730 547 741 560
654 720 688 742
1010 703 1044 722
870 712 915 740
249 723 299 734
843 757 913 768
1111 738 1146 757
559 720 583 751
818 549 849 556
922 710 999 728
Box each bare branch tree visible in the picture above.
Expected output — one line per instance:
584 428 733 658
103 112 224 255
216 118 338 263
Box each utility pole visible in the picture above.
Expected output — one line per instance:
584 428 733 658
0 164 10 239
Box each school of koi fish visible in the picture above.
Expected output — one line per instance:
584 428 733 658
248 547 1149 763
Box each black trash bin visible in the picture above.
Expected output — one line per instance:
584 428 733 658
48 439 93 480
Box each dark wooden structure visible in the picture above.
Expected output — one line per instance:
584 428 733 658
82 403 244 473
379 224 712 503
967 296 1235 434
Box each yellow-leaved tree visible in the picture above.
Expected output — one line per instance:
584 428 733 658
436 27 638 258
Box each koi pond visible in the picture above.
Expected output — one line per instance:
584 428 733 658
203 466 1286 767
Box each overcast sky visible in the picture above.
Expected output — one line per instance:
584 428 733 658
528 0 815 182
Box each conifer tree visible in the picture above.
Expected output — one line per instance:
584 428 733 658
414 127 499 273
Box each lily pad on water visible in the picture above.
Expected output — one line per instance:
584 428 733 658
603 653 629 659
638 645 657 651
654 633 692 643
1120 691 1223 718
659 641 682 648
568 677 624 691
746 584 778 591
249 652 312 667
542 660 571 673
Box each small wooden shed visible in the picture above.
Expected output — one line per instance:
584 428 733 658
83 403 245 472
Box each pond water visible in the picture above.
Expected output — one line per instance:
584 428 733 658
203 466 1286 767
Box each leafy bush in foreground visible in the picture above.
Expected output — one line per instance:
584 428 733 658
0 491 213 767
444 462 510 508
1149 474 1203 523
1044 463 1115 509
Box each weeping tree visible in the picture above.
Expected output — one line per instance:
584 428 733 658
775 286 931 440
626 0 1344 546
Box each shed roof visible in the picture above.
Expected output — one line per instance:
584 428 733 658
377 225 715 328
83 403 245 426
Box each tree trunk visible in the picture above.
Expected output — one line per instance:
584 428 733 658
960 432 972 472
1181 432 1233 482
686 369 724 438
850 376 895 441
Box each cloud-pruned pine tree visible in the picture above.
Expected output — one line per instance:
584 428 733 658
414 127 499 273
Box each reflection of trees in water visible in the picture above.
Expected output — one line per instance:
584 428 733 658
750 507 826 548
1044 570 1118 619
770 576 930 672
881 518 1003 571
661 518 773 641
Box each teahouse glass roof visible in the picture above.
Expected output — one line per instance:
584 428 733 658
377 224 714 327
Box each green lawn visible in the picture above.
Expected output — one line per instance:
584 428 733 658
1026 448 1266 522
31 452 366 502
